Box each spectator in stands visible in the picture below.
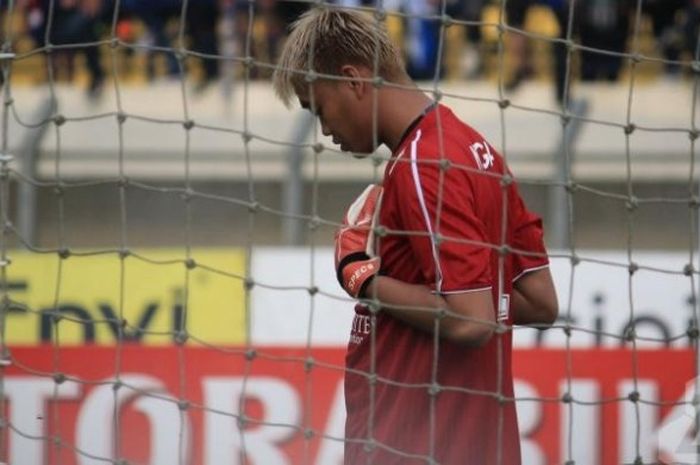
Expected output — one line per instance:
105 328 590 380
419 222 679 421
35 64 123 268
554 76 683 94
121 0 180 81
446 0 488 79
403 0 444 80
120 0 221 90
682 0 700 63
232 0 309 79
187 0 220 90
26 0 106 98
577 0 631 82
505 0 571 104
641 0 687 76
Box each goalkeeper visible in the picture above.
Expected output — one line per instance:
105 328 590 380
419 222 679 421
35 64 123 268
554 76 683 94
273 7 558 465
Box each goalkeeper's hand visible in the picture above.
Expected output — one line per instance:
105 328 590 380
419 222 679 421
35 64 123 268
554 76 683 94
335 184 383 298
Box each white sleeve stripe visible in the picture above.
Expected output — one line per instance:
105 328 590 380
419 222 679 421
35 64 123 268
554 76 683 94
512 264 550 283
430 286 492 295
409 130 444 292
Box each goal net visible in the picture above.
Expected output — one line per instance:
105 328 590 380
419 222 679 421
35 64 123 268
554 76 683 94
1 0 699 464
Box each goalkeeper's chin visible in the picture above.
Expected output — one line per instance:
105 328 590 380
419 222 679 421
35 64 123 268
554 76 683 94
341 144 377 159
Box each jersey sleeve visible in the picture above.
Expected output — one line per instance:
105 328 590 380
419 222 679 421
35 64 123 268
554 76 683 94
391 152 492 293
510 187 549 281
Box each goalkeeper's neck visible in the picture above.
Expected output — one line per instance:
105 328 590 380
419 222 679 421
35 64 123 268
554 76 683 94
380 84 435 152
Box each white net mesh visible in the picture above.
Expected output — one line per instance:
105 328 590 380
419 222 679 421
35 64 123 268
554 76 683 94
0 0 698 464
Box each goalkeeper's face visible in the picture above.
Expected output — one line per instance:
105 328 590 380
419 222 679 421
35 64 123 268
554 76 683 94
299 77 377 156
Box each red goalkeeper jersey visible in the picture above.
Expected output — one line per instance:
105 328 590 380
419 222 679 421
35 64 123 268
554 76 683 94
344 104 549 465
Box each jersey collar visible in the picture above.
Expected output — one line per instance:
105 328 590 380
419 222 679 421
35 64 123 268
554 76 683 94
394 101 438 154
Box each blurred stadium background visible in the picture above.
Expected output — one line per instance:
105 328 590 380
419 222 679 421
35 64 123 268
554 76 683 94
2 1 700 465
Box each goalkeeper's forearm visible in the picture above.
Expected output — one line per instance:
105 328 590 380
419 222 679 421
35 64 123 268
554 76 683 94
363 276 496 347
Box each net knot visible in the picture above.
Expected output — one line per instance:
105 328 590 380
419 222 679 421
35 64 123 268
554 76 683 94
373 225 387 237
367 374 377 386
309 215 321 231
244 277 255 291
174 331 188 346
305 70 318 83
53 373 66 385
627 262 638 275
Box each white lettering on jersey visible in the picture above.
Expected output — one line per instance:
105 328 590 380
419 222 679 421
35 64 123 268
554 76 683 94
350 313 372 345
469 141 495 171
499 293 510 322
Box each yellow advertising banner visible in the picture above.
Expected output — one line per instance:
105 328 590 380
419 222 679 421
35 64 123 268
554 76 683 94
6 249 247 346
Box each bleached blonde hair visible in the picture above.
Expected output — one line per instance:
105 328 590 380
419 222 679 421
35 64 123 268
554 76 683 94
272 7 407 107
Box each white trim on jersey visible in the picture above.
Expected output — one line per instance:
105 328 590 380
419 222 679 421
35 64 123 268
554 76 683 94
409 129 445 292
388 147 406 177
431 286 493 295
512 264 550 283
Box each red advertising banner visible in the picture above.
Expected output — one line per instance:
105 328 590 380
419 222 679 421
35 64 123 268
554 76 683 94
3 347 696 465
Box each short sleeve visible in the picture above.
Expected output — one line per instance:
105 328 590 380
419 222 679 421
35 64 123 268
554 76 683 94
510 189 549 281
392 155 492 293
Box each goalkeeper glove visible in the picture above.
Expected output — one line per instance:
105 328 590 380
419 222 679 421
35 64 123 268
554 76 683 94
335 184 383 298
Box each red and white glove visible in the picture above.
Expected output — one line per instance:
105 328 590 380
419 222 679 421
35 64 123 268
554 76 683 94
335 184 383 298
